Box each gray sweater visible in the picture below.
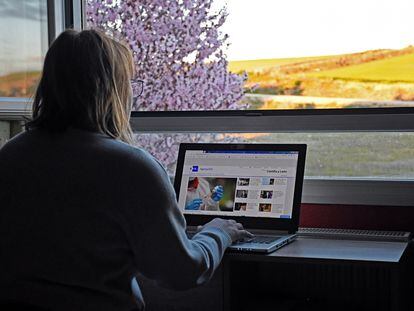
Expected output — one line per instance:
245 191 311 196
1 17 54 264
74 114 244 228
0 128 231 311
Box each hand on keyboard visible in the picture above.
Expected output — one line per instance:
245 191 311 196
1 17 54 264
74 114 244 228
239 236 254 243
198 218 254 243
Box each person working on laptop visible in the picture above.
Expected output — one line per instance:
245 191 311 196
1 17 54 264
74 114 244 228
0 29 252 311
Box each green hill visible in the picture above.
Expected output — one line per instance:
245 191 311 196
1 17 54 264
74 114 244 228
309 53 414 83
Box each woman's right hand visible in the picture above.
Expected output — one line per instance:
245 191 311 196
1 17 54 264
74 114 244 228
198 218 253 243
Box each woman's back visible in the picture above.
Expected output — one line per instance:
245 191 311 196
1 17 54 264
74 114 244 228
0 29 250 310
0 128 151 310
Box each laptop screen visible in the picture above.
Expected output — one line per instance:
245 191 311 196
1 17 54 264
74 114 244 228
176 148 300 219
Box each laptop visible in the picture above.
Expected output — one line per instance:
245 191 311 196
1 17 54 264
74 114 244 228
174 143 307 253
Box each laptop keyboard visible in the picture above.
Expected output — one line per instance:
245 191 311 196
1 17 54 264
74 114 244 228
187 231 280 244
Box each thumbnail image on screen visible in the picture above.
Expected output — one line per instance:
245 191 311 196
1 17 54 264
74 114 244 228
259 203 272 212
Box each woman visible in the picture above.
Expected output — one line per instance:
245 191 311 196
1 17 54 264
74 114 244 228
0 29 251 311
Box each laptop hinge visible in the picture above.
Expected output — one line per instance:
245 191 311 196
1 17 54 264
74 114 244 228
248 229 290 235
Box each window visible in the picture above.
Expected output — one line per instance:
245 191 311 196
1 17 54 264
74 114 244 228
84 0 414 205
0 0 48 98
1 0 409 205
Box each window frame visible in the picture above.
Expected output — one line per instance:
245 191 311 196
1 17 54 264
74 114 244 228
47 0 66 44
130 107 414 132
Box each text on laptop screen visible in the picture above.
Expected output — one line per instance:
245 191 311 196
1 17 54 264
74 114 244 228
177 150 299 219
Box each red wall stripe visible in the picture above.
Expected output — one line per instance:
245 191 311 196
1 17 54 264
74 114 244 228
299 204 414 232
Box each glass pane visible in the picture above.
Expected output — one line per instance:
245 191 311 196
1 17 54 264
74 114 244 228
223 0 414 110
0 0 48 98
86 0 414 111
133 132 414 179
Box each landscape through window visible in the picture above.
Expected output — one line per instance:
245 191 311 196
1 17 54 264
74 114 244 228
220 0 414 110
83 0 414 112
0 0 48 98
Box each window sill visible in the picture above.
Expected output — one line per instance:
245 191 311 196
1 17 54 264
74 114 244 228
0 97 32 120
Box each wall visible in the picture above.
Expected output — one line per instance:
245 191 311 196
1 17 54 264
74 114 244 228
0 120 23 147
0 121 10 147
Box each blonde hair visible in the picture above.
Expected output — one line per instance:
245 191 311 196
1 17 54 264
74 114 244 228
26 29 135 143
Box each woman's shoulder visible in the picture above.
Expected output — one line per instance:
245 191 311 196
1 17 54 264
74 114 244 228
104 138 154 162
104 138 166 175
0 130 34 155
105 140 172 193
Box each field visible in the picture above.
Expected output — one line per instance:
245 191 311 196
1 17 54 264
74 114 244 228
0 71 40 97
310 53 414 83
230 47 414 107
2 47 414 103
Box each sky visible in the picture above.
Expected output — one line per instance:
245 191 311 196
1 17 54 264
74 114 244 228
1 0 414 76
215 0 414 61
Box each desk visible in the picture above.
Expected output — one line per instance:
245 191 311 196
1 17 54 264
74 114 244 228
224 238 411 311
137 238 412 311
228 237 408 262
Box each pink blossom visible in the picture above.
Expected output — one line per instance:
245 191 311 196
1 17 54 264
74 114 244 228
86 0 248 169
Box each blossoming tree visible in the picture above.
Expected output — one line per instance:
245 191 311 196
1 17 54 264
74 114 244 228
86 0 247 170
